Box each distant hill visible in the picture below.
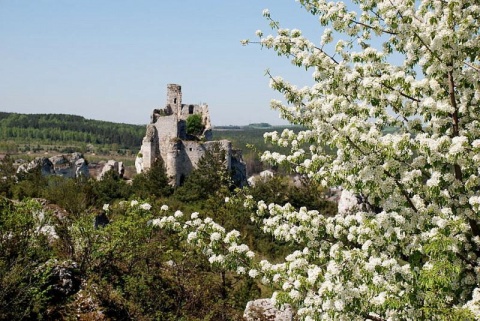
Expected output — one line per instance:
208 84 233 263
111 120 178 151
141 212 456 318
0 112 145 151
214 124 297 151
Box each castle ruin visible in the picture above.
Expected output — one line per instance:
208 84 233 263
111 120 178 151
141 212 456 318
136 84 246 186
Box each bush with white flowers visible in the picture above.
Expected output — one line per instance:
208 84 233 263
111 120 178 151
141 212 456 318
157 1 480 319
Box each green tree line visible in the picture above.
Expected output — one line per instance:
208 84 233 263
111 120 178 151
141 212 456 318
0 112 145 150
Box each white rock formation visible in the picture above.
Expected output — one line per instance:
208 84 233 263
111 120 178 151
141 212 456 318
16 153 89 178
98 160 124 180
247 169 275 186
135 155 144 174
75 158 89 177
244 298 293 321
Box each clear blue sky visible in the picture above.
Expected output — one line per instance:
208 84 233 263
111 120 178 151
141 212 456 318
0 1 320 126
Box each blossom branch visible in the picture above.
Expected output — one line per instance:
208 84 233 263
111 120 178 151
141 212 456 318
380 82 421 103
348 19 397 35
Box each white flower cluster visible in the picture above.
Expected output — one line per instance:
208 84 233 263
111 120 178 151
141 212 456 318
128 200 152 211
463 288 480 318
153 210 256 272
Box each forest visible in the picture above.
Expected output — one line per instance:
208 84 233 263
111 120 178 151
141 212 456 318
0 112 145 149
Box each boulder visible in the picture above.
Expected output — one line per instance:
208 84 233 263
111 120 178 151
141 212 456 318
50 155 74 178
244 298 293 321
43 260 81 299
54 153 89 178
17 157 55 176
98 160 125 180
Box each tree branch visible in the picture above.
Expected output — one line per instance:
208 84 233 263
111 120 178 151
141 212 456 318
349 19 397 35
380 82 421 103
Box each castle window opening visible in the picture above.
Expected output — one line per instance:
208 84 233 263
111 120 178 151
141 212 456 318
189 105 194 114
174 98 177 104
189 148 193 151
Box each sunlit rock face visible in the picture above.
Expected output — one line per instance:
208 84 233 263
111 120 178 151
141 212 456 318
135 155 143 174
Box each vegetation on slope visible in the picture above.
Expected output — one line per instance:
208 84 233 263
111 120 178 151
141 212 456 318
0 148 336 320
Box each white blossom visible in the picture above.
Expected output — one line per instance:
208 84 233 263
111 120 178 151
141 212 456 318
249 269 259 278
210 232 221 242
140 203 151 211
174 210 183 218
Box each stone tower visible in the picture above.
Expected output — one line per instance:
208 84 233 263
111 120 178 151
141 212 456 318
166 84 182 117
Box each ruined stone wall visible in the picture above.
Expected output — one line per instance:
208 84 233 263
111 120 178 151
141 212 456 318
177 104 212 139
165 140 180 185
174 141 201 185
209 140 232 169
153 114 178 160
173 140 233 186
178 104 209 120
187 140 231 171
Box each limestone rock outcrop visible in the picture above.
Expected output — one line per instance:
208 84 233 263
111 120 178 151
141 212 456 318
43 260 81 298
17 157 55 176
244 298 293 321
74 157 89 177
16 153 89 178
135 154 144 174
98 160 124 180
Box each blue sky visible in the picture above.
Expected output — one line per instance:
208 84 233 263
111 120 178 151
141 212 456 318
0 1 320 126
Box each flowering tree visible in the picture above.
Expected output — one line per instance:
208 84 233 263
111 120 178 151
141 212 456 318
157 0 480 320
